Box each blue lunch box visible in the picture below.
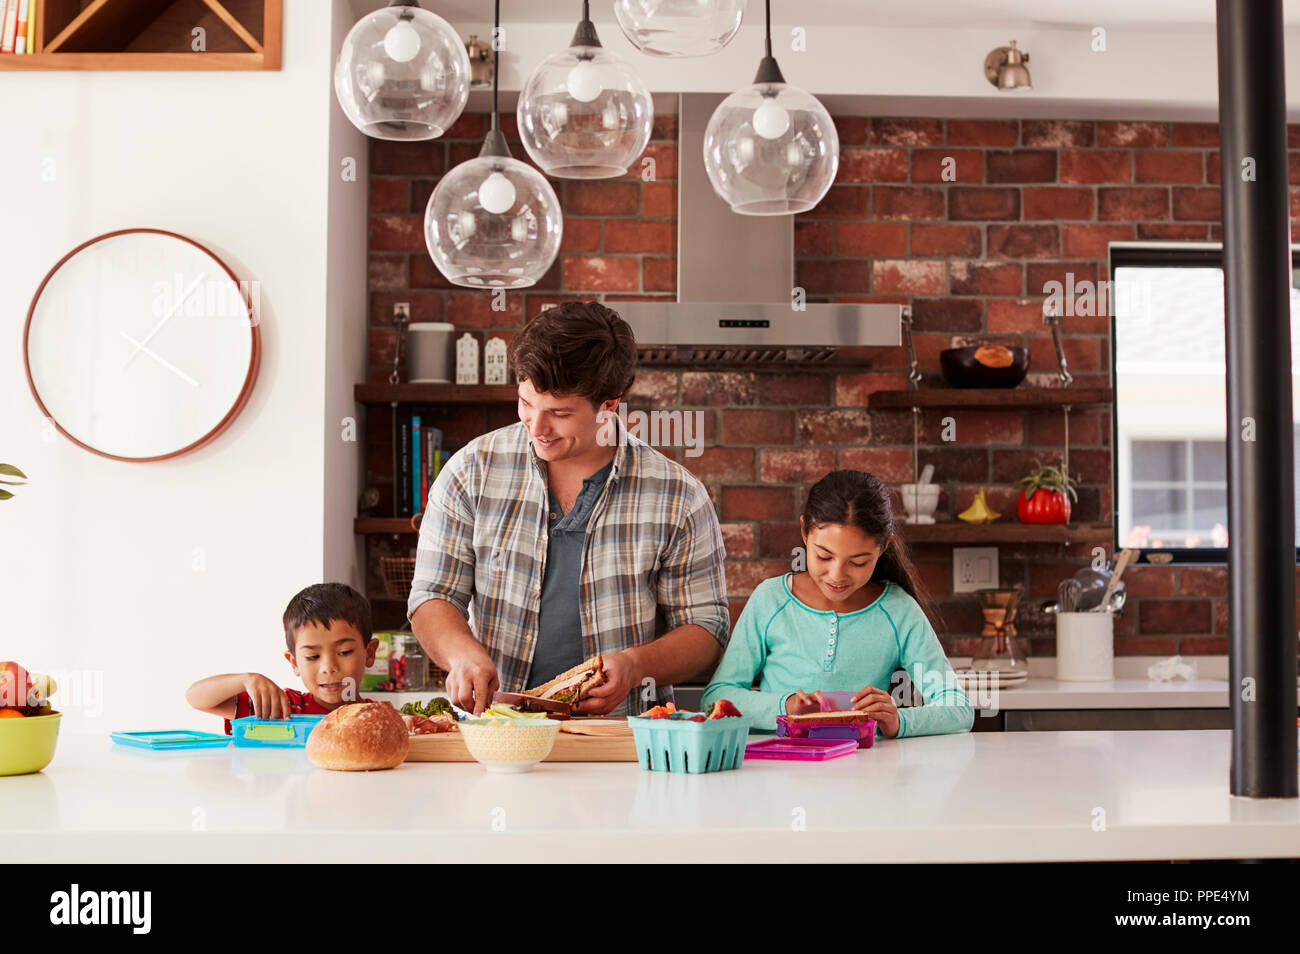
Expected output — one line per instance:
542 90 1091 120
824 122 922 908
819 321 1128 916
231 714 324 747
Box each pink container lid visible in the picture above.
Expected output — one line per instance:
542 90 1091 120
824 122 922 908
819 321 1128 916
745 737 858 761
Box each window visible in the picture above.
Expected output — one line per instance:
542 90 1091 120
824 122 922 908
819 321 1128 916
1128 439 1227 547
1109 244 1300 563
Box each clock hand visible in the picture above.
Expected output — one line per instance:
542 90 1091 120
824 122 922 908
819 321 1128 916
120 270 207 370
119 331 200 387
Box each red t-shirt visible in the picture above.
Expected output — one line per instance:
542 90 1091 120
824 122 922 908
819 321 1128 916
223 687 374 734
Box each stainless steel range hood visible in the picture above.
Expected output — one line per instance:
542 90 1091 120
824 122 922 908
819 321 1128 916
616 94 903 366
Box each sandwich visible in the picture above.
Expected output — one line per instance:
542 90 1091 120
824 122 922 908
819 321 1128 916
491 691 572 718
522 655 606 705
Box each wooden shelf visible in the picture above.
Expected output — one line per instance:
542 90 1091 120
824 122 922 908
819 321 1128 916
356 515 1114 544
866 387 1113 409
0 0 281 70
898 523 1113 544
354 383 519 406
356 517 421 535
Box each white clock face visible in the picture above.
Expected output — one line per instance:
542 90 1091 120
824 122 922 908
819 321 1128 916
25 231 258 461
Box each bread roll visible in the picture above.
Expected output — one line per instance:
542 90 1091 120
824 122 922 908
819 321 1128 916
306 702 409 771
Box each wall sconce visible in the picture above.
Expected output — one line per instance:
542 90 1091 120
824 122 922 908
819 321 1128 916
984 40 1032 91
466 33 492 88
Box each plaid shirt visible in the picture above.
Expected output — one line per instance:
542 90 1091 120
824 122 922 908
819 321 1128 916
407 419 729 716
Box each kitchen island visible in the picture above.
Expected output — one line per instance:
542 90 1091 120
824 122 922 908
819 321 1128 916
6 729 1298 863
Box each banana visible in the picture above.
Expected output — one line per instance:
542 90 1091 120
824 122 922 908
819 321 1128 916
29 672 57 703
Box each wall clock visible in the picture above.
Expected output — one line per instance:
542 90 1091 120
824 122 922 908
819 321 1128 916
23 229 261 462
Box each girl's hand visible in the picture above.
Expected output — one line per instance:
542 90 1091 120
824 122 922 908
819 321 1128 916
785 690 820 715
241 673 292 720
851 686 901 738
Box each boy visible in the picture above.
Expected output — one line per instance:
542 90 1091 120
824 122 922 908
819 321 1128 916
187 583 379 734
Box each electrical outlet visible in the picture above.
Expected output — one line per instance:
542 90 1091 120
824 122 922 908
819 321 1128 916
953 546 999 594
393 301 410 321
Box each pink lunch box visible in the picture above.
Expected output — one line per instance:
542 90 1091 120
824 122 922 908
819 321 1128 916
775 690 877 748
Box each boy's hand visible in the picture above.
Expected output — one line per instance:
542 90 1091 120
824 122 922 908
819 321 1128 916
444 648 499 716
851 686 901 738
785 690 820 715
242 673 292 720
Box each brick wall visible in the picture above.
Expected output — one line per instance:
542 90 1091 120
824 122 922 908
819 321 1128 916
366 111 1300 656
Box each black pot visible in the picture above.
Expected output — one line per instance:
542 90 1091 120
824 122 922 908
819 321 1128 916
939 345 1029 388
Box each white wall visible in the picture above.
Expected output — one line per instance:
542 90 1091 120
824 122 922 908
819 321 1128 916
0 0 362 734
323 1 370 589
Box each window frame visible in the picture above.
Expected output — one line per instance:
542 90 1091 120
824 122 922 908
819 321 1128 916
1107 241 1300 566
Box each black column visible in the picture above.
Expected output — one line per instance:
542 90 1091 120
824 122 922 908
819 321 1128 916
1216 0 1298 798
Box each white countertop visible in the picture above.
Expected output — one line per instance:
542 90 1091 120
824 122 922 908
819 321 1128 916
7 729 1298 863
964 678 1267 710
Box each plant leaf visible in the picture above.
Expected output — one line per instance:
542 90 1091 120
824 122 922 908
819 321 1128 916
0 488 13 500
0 479 27 485
0 464 26 479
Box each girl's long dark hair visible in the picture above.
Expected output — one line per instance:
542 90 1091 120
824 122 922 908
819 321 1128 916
801 470 938 628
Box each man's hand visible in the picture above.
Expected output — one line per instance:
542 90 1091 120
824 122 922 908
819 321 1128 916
852 686 901 738
572 649 644 716
443 647 499 716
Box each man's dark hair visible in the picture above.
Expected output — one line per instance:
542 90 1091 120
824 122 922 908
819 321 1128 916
282 583 373 653
509 301 637 407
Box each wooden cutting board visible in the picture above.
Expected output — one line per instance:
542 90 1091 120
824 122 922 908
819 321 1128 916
405 730 638 762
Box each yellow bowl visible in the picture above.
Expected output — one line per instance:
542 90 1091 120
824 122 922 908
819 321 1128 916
458 718 560 773
0 710 61 776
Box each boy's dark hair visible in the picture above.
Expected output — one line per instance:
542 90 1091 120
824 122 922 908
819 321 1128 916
801 470 938 628
282 583 373 653
508 301 637 408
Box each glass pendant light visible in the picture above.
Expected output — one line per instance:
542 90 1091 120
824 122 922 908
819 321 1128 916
425 0 563 288
517 1 653 178
613 0 746 57
334 0 471 141
702 0 838 215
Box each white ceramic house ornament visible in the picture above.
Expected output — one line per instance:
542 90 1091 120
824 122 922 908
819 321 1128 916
455 333 480 385
484 336 507 384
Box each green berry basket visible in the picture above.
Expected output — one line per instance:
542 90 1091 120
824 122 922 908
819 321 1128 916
627 713 752 774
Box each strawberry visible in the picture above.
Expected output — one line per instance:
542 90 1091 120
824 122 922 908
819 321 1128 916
708 699 742 719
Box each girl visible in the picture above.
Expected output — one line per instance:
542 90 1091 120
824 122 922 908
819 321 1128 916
703 470 973 737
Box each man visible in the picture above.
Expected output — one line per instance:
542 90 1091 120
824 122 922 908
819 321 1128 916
407 301 729 716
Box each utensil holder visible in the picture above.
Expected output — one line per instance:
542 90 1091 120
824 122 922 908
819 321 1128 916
1055 611 1114 681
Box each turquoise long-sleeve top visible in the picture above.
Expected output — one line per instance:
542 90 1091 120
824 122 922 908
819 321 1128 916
703 573 974 737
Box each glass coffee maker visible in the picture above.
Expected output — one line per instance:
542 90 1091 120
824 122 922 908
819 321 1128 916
971 585 1030 677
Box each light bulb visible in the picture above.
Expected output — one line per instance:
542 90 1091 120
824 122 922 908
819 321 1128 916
752 98 790 139
383 18 421 63
478 171 517 214
566 59 603 102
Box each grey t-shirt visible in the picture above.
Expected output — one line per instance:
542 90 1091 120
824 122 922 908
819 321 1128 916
529 459 614 686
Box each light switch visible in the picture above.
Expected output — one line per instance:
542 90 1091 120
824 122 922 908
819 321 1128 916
953 546 999 594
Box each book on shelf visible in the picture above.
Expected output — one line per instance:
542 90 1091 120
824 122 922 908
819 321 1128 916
2 0 40 54
395 407 454 518
2 0 19 54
